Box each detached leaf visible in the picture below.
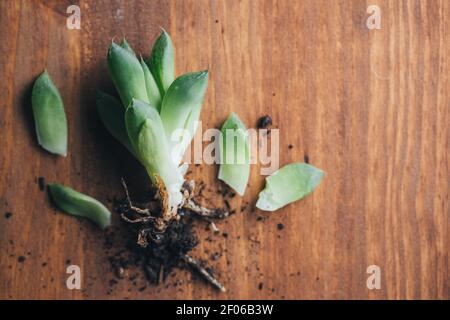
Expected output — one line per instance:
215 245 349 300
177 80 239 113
48 184 111 229
31 71 68 156
147 30 174 96
256 163 324 211
218 113 250 196
107 42 149 107
160 71 208 156
96 91 135 155
141 57 162 111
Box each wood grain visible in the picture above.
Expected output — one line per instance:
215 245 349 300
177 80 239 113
0 0 448 299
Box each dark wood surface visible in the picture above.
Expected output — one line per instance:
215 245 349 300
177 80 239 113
0 0 448 299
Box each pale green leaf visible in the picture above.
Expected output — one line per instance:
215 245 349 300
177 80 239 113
108 42 149 107
48 183 111 229
256 163 324 211
141 57 162 112
218 112 250 196
31 71 68 156
147 30 174 96
96 91 135 155
160 71 208 156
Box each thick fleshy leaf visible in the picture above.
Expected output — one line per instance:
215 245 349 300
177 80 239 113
120 38 135 55
124 99 184 209
256 163 324 211
107 42 149 107
141 57 162 111
31 71 68 156
96 91 135 155
124 99 158 156
218 113 250 196
147 30 174 96
160 71 208 157
48 183 111 229
137 120 184 209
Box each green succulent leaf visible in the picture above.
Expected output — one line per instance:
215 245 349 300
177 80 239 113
160 71 208 159
48 183 111 229
137 120 184 207
120 38 135 56
141 57 162 111
107 42 149 107
125 99 184 209
218 112 250 196
147 30 174 96
256 163 324 211
96 91 135 155
31 71 68 156
124 99 157 155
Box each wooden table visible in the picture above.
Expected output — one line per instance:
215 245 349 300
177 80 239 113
0 0 448 300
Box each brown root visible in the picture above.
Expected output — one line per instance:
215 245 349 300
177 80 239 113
182 254 226 292
120 178 151 215
118 177 227 292
181 180 229 219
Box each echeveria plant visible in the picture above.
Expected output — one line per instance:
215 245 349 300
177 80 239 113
97 31 208 218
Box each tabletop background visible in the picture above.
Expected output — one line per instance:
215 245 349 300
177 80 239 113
0 0 448 300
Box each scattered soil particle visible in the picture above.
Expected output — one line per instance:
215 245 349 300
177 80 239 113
210 252 221 261
42 262 47 267
38 177 46 191
18 256 26 263
304 153 310 164
223 199 231 211
258 282 264 290
288 144 294 149
277 223 284 231
115 266 127 279
4 212 12 219
222 232 228 238
66 259 71 265
257 115 273 129
109 278 118 287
